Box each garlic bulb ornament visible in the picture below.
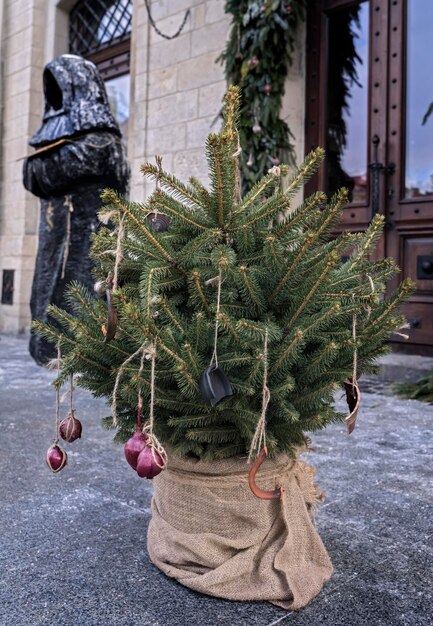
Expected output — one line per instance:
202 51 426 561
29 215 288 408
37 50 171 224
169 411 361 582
94 280 106 296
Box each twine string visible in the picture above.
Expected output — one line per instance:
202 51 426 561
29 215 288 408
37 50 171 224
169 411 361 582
352 307 357 386
248 329 270 463
111 342 150 426
112 214 125 291
148 155 163 225
232 133 242 204
143 340 167 469
61 195 74 280
69 373 74 415
136 347 147 430
155 155 163 190
54 340 61 443
210 268 223 369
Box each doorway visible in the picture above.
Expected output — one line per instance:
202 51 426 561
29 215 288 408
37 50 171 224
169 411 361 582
305 0 433 352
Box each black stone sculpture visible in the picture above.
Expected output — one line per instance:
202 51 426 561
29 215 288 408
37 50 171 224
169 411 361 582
23 54 129 365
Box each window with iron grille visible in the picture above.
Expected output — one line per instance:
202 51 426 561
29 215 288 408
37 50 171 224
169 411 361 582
69 0 132 80
69 0 132 146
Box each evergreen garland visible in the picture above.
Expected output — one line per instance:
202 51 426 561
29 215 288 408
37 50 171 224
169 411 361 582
34 87 413 462
218 0 307 192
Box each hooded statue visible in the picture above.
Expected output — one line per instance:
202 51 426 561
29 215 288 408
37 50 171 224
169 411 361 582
23 54 130 365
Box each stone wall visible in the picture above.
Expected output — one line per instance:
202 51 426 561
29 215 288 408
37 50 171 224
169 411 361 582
0 0 45 333
128 0 230 203
0 0 305 333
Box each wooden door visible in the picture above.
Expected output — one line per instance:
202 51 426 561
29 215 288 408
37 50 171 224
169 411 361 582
306 0 433 353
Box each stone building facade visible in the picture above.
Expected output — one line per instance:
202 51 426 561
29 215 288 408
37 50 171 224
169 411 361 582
0 0 305 334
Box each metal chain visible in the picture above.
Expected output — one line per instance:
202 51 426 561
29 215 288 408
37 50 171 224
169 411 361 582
144 0 190 40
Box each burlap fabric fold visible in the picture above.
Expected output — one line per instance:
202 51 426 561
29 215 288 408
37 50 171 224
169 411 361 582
147 452 333 609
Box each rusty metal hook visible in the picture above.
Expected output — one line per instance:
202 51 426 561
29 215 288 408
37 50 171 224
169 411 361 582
248 447 285 500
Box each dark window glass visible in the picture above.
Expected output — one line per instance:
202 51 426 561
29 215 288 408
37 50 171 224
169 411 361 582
405 0 433 198
325 2 369 203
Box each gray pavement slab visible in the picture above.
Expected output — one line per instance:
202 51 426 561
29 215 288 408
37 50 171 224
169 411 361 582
0 334 432 626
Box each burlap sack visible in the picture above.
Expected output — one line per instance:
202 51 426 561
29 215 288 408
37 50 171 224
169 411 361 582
147 452 333 609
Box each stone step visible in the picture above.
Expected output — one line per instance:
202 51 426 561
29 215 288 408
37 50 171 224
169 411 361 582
371 353 433 384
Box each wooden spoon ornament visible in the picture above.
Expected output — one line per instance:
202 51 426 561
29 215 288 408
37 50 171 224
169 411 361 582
248 447 285 501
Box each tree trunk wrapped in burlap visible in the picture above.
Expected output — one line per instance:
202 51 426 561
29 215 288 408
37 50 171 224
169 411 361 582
147 452 333 610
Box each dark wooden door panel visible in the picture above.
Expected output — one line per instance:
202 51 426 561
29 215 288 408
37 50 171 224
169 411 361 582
306 0 433 350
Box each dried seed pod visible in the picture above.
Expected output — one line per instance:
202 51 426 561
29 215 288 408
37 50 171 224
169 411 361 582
94 280 106 296
103 287 118 342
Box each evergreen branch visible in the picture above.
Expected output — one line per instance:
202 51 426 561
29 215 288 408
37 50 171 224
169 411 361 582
114 199 175 264
231 170 281 218
272 191 326 238
271 329 304 373
346 214 385 271
147 190 211 231
270 191 346 302
285 257 338 332
231 194 290 231
285 148 325 196
189 176 211 204
189 271 211 315
141 163 206 210
159 297 185 334
217 312 240 342
237 265 264 310
207 135 227 227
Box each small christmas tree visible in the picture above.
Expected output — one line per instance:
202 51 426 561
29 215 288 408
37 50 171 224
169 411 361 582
34 87 412 461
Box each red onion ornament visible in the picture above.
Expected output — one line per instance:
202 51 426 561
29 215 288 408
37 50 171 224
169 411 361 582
136 445 164 479
59 410 82 443
46 444 68 473
124 429 148 470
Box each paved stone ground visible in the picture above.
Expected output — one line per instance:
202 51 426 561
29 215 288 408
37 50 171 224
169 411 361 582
0 334 432 626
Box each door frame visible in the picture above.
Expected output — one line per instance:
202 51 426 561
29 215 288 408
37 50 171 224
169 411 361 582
305 0 433 354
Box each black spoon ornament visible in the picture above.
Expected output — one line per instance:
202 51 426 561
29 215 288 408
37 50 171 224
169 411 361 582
200 365 233 406
199 269 233 406
146 211 170 233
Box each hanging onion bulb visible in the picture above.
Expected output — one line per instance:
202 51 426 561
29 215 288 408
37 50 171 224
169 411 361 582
46 444 68 473
136 446 164 479
124 430 148 470
59 411 82 443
